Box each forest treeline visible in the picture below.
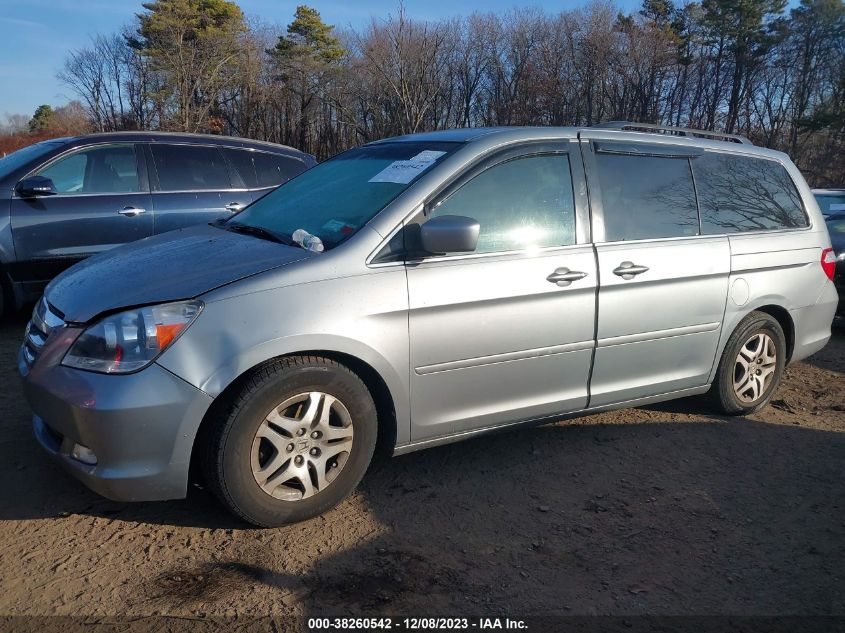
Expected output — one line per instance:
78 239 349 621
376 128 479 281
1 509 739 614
31 0 845 185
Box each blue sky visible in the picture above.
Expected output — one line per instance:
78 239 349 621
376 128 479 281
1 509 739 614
0 0 644 117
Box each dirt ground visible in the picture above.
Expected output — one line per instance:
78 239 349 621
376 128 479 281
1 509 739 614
1 312 844 624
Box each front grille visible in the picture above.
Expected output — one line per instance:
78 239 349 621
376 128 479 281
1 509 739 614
22 298 65 368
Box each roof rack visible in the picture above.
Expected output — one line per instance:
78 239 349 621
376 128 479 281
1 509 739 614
593 121 753 145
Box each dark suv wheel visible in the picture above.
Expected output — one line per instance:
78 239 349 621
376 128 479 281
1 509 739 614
201 355 378 527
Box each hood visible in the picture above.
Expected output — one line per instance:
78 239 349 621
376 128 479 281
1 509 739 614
46 224 313 323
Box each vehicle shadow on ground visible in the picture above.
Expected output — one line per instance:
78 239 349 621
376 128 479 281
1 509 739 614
165 417 845 620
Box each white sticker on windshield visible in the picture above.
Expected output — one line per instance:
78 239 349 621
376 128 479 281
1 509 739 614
830 203 845 211
369 150 447 184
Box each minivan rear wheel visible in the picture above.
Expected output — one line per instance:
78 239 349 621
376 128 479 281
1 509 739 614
709 311 786 415
201 355 377 527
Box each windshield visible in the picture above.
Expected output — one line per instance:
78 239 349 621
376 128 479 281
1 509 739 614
223 141 459 250
815 193 845 215
0 140 66 180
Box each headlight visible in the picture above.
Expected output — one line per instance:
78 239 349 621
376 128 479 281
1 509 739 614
62 300 202 374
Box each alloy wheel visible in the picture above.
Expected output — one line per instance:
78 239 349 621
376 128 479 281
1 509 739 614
732 332 778 404
250 391 354 501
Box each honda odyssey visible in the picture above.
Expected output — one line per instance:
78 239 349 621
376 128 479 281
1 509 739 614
19 124 838 526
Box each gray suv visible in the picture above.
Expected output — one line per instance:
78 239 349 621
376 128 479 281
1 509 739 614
19 124 838 526
0 132 315 314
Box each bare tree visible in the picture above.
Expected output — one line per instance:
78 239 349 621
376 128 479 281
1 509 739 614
53 0 845 182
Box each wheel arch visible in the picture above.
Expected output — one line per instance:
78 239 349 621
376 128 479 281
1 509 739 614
754 304 795 362
709 298 797 385
189 350 400 483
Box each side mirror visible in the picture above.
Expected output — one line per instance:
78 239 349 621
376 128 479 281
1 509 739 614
17 176 56 198
420 215 480 254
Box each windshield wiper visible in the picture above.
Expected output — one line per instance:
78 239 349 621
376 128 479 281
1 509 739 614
221 221 295 246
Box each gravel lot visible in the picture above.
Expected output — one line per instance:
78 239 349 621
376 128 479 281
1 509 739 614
1 312 843 622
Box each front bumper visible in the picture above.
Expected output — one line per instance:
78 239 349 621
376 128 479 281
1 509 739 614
20 338 214 502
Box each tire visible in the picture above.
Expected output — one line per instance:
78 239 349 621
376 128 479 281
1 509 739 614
709 311 786 415
201 355 377 527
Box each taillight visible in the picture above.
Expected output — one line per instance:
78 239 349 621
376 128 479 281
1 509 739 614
821 247 836 281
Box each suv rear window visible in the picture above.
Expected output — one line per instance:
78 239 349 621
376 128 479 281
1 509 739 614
151 144 231 191
594 152 699 241
224 148 306 189
254 152 304 188
693 153 808 233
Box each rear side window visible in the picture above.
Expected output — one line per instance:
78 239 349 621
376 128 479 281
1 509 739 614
222 149 256 187
151 144 231 191
224 148 306 189
429 154 576 253
254 152 305 188
593 152 699 241
693 153 808 233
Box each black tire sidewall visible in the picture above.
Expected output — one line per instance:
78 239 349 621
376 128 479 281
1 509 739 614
716 314 786 415
218 364 377 527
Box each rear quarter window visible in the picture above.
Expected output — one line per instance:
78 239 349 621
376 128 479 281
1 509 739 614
223 148 307 189
254 152 306 188
693 153 808 234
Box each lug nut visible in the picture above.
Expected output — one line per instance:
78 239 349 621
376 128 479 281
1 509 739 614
286 443 294 452
294 455 304 466
310 448 319 456
311 431 320 439
297 428 306 436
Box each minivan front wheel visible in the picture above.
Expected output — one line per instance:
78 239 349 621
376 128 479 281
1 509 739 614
709 311 786 415
202 356 377 527
251 391 355 501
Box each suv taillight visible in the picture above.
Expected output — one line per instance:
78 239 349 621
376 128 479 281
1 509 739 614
821 247 836 281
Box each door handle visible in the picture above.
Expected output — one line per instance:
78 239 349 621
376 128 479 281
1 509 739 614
613 261 650 279
546 267 588 287
118 206 146 217
225 202 246 213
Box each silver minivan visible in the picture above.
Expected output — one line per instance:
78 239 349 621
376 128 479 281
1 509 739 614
19 124 839 526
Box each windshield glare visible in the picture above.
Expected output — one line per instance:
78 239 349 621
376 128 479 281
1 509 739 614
0 140 66 179
226 141 459 250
